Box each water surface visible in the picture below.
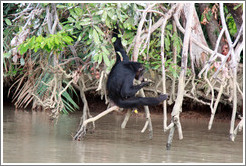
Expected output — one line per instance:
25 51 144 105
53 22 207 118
3 105 243 163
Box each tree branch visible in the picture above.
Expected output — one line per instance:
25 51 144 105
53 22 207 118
132 3 156 61
73 106 119 140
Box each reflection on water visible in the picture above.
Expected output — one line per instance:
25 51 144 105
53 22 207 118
3 105 243 163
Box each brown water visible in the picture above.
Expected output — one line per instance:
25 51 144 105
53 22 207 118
2 105 244 163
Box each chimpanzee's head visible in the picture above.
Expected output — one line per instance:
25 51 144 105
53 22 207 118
125 62 145 81
134 64 145 81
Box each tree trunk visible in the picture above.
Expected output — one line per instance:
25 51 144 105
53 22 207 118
181 3 209 68
198 3 227 53
167 3 194 149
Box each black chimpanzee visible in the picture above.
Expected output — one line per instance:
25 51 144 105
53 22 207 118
106 27 168 108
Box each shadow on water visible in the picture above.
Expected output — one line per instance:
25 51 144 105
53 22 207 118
2 105 243 163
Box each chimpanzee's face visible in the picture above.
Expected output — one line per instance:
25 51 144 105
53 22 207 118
135 65 145 81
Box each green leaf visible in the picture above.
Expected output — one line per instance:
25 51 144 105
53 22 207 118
34 45 40 53
63 36 73 45
79 21 91 26
111 37 116 43
56 4 67 9
62 107 69 115
98 53 103 65
62 99 74 113
102 10 107 22
116 51 123 60
3 51 11 58
75 22 81 30
153 64 161 70
233 4 242 10
68 17 75 22
206 11 212 21
105 17 111 28
61 90 79 110
47 38 51 49
40 40 46 49
81 18 91 22
74 7 83 17
5 18 12 26
93 52 99 62
19 44 28 55
86 39 92 45
201 14 204 22
29 36 36 49
169 65 178 78
102 52 110 66
77 32 84 42
20 58 25 66
122 39 127 47
94 25 105 36
166 24 172 30
69 9 78 20
164 37 170 51
101 46 110 55
54 37 60 45
93 29 100 44
165 58 172 64
36 35 43 43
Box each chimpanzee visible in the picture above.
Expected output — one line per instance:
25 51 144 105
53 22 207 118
106 27 168 108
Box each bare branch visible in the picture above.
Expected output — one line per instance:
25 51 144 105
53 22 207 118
132 3 156 61
208 78 226 130
73 106 119 140
174 11 226 61
184 94 210 106
219 3 240 141
232 24 243 47
166 3 194 149
121 110 132 129
138 9 165 17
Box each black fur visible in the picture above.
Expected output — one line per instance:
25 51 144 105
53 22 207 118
106 27 168 108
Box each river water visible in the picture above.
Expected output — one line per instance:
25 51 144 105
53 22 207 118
2 105 244 163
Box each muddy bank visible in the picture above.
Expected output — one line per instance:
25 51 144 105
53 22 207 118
3 88 237 122
84 93 236 123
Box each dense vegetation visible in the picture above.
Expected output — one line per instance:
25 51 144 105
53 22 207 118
3 3 243 143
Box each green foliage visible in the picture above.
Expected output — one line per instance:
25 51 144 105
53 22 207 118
205 10 213 22
3 51 11 59
233 4 242 10
226 14 237 36
223 5 239 37
35 72 53 98
140 23 182 78
61 80 79 114
34 71 79 114
5 18 12 26
59 3 143 71
18 31 74 55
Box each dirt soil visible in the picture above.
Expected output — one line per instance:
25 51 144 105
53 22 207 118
85 93 237 123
